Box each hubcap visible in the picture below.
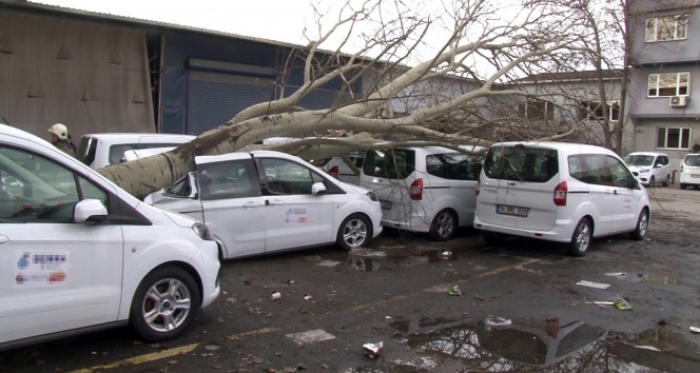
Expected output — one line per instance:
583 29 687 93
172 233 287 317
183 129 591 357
639 213 648 237
576 224 590 252
435 213 455 238
343 218 368 248
142 278 191 332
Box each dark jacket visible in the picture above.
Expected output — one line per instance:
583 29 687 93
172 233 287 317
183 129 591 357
53 140 76 157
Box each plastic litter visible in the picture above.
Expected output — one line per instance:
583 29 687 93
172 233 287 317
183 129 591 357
485 315 512 328
593 301 615 306
362 341 384 359
303 294 312 300
605 272 627 277
576 280 611 289
271 291 282 300
441 251 452 258
448 285 462 296
614 298 633 311
690 326 700 334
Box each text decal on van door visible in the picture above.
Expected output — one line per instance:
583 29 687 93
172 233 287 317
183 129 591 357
286 208 308 224
15 251 69 287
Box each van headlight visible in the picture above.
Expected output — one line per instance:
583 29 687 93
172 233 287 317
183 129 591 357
192 222 213 240
367 192 378 201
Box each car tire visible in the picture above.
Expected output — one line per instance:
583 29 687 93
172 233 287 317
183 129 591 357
680 183 687 190
649 176 655 187
429 209 457 241
662 175 670 187
629 209 649 241
482 232 506 247
568 218 592 257
337 213 372 251
130 266 201 342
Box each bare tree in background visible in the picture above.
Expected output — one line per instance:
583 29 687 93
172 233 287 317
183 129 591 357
99 0 592 199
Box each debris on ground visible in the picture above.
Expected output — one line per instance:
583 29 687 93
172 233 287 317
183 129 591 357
205 344 220 351
303 294 312 300
448 285 462 296
605 272 627 277
485 315 512 328
362 341 384 359
634 345 661 352
316 260 341 267
288 280 295 286
271 291 281 300
614 298 633 311
576 280 611 290
690 326 700 334
593 301 615 307
441 251 452 258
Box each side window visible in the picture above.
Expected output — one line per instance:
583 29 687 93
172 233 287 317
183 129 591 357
427 153 480 181
426 155 447 178
569 154 610 185
0 145 107 222
109 143 139 165
197 159 261 200
164 175 193 198
607 156 635 188
261 158 317 195
363 149 415 179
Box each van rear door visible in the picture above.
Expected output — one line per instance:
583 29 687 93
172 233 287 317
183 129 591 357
359 149 416 223
477 145 560 231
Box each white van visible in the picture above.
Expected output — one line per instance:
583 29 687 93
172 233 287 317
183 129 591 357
360 146 483 240
624 152 671 187
0 124 220 349
77 133 195 170
474 142 650 256
680 154 700 189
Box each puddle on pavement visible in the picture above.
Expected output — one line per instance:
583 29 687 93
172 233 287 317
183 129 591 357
347 317 700 372
347 249 459 272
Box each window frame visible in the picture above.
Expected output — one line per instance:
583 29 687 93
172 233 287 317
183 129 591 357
518 100 555 121
196 159 262 200
656 127 692 150
645 16 688 43
579 100 620 122
647 72 690 97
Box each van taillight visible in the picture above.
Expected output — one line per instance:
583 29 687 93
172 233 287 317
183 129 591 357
553 181 567 206
329 166 339 179
410 178 423 200
475 181 480 196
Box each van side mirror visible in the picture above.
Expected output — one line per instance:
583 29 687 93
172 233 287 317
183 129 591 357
311 182 327 196
74 199 108 223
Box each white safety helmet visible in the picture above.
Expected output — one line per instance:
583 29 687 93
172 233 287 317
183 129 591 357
48 123 68 140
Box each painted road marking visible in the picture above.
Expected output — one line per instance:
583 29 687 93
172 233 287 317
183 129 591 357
67 327 278 373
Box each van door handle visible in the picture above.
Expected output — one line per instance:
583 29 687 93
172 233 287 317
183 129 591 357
243 201 261 208
0 235 8 245
509 182 516 186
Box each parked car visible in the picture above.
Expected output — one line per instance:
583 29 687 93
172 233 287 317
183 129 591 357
680 153 700 190
474 142 650 256
140 150 383 259
624 152 671 187
314 151 365 185
0 124 220 349
359 146 484 241
77 133 195 170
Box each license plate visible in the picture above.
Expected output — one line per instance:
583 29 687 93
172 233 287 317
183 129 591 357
380 200 392 210
497 204 528 217
692 175 700 178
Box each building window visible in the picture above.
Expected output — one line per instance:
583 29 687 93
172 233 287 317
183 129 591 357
647 73 689 97
657 127 691 149
645 16 687 42
518 100 555 121
579 100 620 121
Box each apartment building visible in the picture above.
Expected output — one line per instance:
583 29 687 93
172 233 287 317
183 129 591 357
628 0 700 167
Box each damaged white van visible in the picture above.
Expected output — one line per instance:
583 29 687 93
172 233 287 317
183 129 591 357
474 142 650 256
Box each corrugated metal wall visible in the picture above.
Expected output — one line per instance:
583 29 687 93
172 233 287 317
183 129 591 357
0 9 154 141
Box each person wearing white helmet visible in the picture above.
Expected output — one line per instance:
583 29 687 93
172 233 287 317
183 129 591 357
48 123 76 157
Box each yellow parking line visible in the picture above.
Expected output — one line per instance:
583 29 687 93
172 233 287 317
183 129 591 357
347 258 541 313
68 327 278 373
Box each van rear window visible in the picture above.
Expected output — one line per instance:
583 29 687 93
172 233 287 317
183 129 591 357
363 149 415 179
684 155 700 166
484 145 558 182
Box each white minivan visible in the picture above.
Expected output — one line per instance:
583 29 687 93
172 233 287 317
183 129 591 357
680 154 700 189
0 124 220 349
474 142 650 256
624 152 671 187
360 146 483 240
77 133 195 170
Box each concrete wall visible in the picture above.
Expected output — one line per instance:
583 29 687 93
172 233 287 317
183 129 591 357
0 9 154 140
633 117 700 169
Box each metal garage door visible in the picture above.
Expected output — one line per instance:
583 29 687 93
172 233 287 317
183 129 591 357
186 70 275 135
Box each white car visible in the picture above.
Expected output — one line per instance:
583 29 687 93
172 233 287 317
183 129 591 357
474 142 650 256
77 133 195 170
359 146 484 241
0 124 220 349
141 150 383 259
624 152 671 187
680 154 700 189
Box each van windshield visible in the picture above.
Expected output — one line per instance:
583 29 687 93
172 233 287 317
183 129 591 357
684 155 700 167
624 155 654 166
483 145 558 182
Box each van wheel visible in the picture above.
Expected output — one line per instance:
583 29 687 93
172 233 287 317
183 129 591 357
482 232 506 247
130 266 201 342
337 213 372 251
681 183 687 190
569 219 592 257
629 209 648 241
430 210 457 241
648 176 655 187
662 175 670 187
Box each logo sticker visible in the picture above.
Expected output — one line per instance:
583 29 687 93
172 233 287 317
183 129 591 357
15 251 69 287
